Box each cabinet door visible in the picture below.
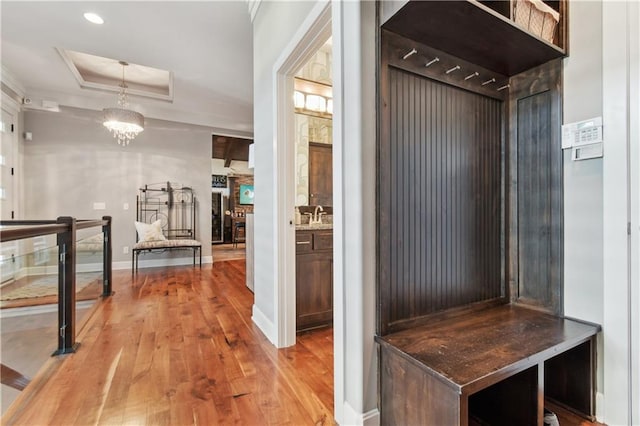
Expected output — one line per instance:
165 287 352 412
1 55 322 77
296 253 333 330
296 231 313 254
509 59 563 315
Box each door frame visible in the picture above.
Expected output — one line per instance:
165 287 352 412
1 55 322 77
1 76 23 282
272 0 332 348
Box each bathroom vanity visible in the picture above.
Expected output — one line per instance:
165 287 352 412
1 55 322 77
295 224 333 331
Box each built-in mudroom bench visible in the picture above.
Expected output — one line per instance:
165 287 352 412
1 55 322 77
377 305 598 425
376 1 601 424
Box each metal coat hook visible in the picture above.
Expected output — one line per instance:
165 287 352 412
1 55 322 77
425 57 440 67
464 72 479 81
446 65 461 74
481 78 496 86
497 84 510 91
403 48 417 60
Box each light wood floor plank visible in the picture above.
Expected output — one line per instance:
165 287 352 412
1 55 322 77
2 260 334 425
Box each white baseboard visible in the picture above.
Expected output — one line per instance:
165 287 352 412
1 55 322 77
342 401 380 426
7 262 105 279
113 255 213 271
19 265 57 276
77 263 104 273
0 299 95 318
361 408 380 426
0 303 57 318
596 391 604 423
251 304 276 344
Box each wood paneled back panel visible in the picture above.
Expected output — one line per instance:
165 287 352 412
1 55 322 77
508 60 563 315
379 66 504 334
517 92 552 305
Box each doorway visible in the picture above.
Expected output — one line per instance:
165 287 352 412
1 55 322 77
271 0 337 409
293 39 334 335
309 142 333 207
1 104 18 282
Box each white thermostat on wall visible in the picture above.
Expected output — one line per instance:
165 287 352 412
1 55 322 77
562 117 603 149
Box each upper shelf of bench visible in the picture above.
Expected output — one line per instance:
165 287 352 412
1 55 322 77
376 304 600 395
382 0 566 76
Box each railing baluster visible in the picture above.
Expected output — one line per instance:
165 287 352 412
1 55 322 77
102 216 113 297
53 216 78 355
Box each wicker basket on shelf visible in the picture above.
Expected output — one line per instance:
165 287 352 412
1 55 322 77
514 0 560 43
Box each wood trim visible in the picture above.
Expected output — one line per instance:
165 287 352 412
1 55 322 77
383 30 509 102
382 0 566 76
507 59 563 315
384 297 507 335
377 32 392 335
1 364 30 390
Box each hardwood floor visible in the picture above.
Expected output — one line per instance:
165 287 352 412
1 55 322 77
2 261 334 425
212 243 246 262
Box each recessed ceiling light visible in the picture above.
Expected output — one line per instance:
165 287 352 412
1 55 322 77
83 12 104 25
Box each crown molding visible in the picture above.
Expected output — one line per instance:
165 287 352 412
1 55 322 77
1 66 26 101
247 0 262 23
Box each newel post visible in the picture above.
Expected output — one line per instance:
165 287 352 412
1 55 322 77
102 216 113 296
53 216 78 355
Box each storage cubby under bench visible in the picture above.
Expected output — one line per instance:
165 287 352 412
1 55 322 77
376 305 599 425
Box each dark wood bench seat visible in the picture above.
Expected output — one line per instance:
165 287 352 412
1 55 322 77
376 304 601 426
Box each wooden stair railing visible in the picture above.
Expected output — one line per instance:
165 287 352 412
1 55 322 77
1 363 30 391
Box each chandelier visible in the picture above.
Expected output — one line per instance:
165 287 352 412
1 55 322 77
103 61 144 146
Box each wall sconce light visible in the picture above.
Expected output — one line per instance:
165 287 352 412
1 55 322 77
294 90 333 116
305 94 326 112
294 78 333 117
294 91 305 109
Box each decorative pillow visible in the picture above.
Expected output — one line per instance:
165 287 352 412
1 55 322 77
134 220 167 242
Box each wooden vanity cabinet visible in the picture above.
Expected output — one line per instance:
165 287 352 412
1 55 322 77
296 230 333 331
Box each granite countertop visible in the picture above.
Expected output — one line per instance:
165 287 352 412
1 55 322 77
295 223 333 231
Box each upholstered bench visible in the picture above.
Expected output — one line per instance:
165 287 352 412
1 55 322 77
131 220 202 273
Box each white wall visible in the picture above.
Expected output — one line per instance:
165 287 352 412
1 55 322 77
332 1 378 423
23 107 213 265
565 1 639 423
563 0 603 323
252 1 378 424
561 0 605 409
251 0 317 338
602 1 639 424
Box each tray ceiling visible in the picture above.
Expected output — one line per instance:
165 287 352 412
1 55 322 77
59 49 173 101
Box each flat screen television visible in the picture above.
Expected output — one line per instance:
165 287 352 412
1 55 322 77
239 184 254 205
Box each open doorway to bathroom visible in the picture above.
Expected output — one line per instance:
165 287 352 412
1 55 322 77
292 39 334 335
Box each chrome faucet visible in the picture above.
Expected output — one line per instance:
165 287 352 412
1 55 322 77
311 205 324 224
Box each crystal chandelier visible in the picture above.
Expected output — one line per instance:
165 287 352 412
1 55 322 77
103 61 144 146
